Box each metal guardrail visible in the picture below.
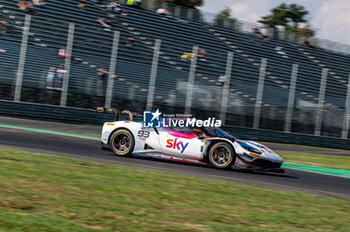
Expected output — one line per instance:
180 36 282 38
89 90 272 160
226 127 350 150
1 100 349 150
0 100 114 125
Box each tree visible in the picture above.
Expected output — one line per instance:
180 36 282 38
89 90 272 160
286 4 308 28
293 25 315 38
161 0 203 9
259 3 314 37
216 7 231 19
259 4 289 29
214 7 237 30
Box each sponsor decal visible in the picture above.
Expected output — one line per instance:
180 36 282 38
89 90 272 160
143 109 221 128
162 117 221 128
137 130 150 139
166 138 189 153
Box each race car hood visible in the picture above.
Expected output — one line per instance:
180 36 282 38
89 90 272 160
237 140 284 163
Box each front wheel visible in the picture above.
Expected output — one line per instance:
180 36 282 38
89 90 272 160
109 129 134 156
208 142 235 169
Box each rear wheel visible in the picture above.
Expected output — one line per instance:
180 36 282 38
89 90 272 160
109 129 134 156
208 142 235 169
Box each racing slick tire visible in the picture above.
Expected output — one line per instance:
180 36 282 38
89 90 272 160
109 129 135 157
208 142 235 169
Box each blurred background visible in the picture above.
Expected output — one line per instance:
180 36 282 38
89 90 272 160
0 0 349 141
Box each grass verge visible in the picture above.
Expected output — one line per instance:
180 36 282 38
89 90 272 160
264 142 350 153
277 151 350 170
0 147 349 232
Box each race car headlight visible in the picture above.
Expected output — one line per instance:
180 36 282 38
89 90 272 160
248 152 261 157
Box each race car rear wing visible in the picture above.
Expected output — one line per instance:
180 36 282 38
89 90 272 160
96 107 134 122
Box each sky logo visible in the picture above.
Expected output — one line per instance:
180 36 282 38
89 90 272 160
166 138 189 153
143 109 162 128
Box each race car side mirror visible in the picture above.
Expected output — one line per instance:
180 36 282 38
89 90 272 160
193 129 205 139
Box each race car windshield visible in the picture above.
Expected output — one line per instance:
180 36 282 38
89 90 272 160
201 127 236 140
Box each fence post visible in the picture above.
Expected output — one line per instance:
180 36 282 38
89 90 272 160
314 68 328 136
239 101 246 127
146 39 161 110
14 14 31 102
279 29 285 40
147 0 154 10
253 58 267 129
174 6 180 17
223 18 229 28
288 32 295 43
298 35 305 44
60 23 75 107
341 73 350 139
284 64 299 132
185 46 198 114
187 9 194 20
105 31 120 109
219 52 234 125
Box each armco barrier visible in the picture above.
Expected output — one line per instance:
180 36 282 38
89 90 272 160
0 100 349 150
226 127 350 150
0 100 114 125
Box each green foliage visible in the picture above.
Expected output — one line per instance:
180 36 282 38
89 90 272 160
286 4 308 27
259 3 314 37
216 6 231 18
259 3 289 28
278 150 350 170
161 0 203 8
293 26 315 38
214 7 237 30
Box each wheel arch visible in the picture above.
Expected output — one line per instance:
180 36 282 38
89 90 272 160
108 127 135 145
108 127 136 156
204 138 237 159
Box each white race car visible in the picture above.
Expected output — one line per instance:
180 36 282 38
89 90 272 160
99 108 284 172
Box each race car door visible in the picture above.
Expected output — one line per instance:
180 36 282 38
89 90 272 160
158 126 205 160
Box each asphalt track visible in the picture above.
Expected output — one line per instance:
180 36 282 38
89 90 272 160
2 116 350 157
1 125 350 200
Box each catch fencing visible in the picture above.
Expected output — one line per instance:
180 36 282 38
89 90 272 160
1 13 350 140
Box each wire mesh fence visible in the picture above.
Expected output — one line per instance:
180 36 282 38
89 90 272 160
0 2 349 139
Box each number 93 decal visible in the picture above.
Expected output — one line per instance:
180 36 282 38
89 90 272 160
137 130 150 139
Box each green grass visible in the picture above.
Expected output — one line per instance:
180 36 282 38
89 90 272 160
278 151 350 170
263 141 350 152
0 147 349 232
